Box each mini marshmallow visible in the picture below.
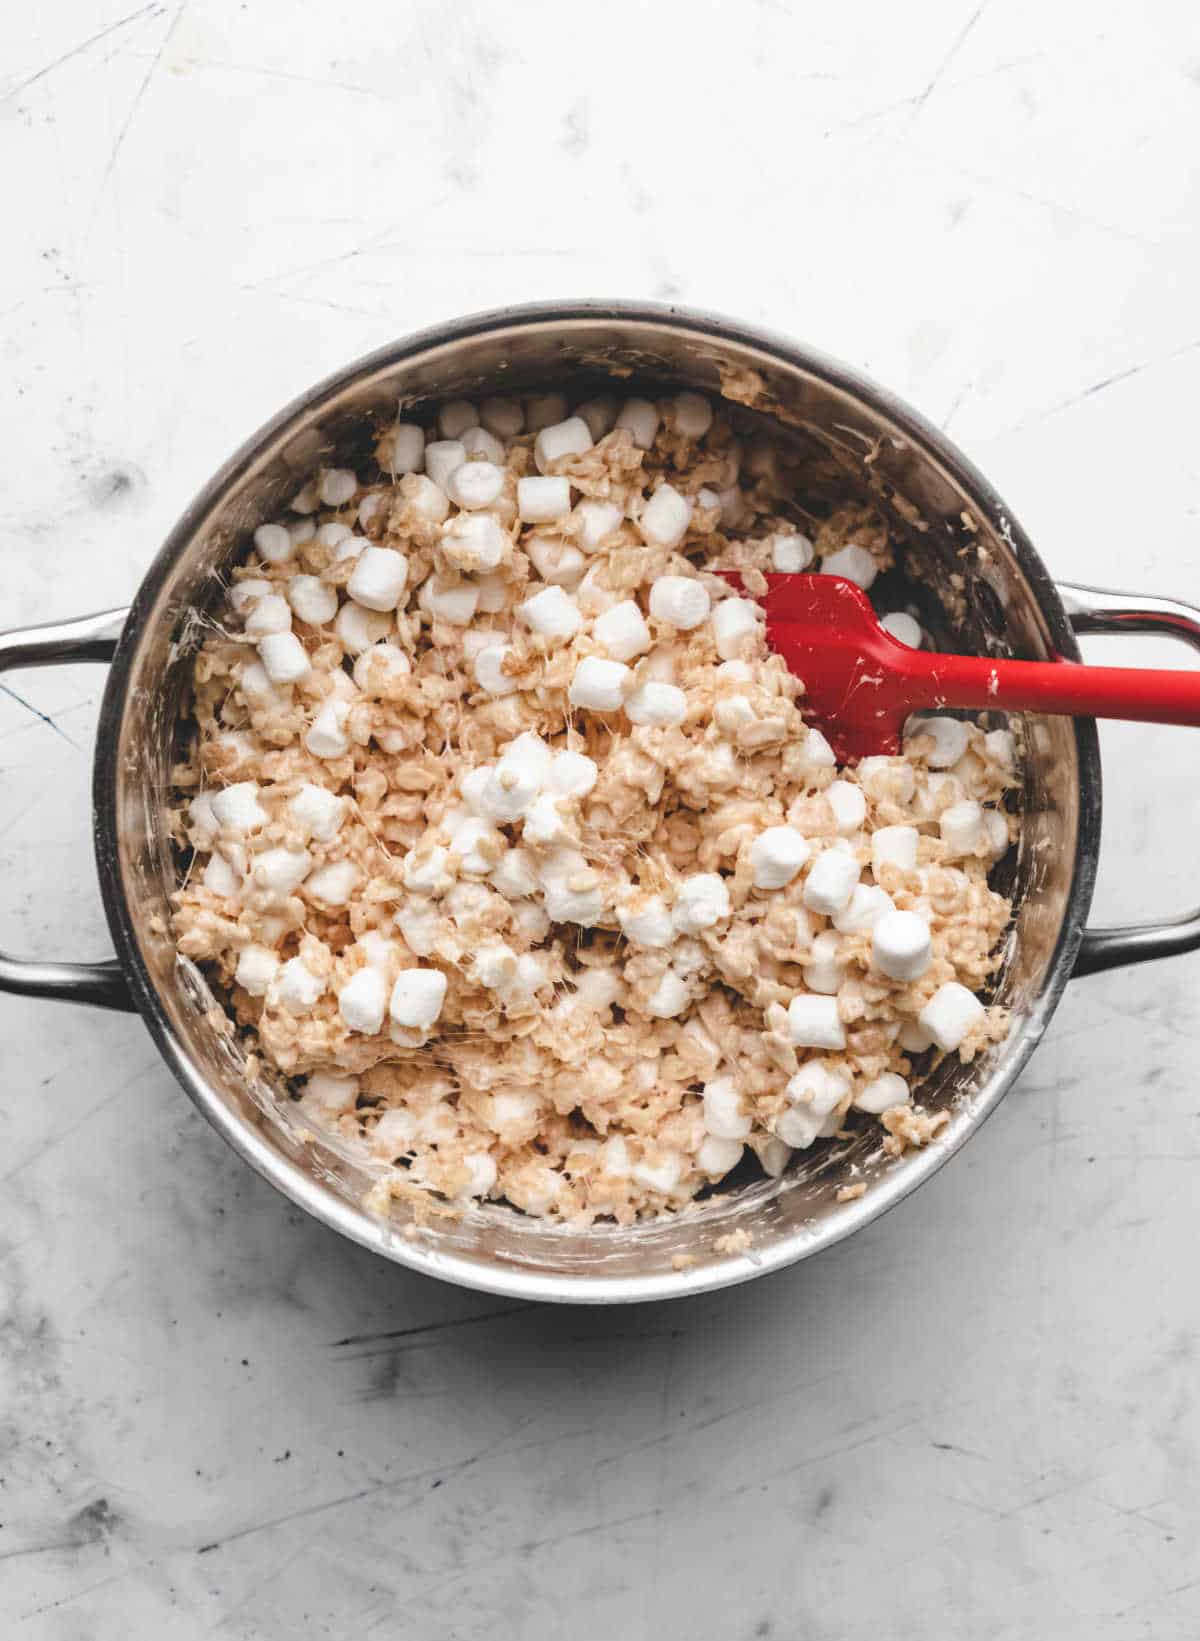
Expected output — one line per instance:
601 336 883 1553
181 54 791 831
405 475 451 524
289 517 316 544
291 481 319 514
460 425 506 464
898 1019 935 1053
211 782 269 834
576 395 617 441
985 728 1016 769
576 563 620 616
286 576 338 627
317 521 353 548
787 993 846 1050
425 439 466 490
519 584 582 641
420 576 479 626
548 749 598 797
697 1135 743 1176
447 460 505 511
618 892 675 948
438 399 479 439
235 944 279 996
645 970 690 1018
859 757 916 805
288 784 343 841
712 597 761 660
801 727 837 770
881 611 922 648
820 544 877 589
673 391 712 439
491 847 539 900
940 799 985 856
524 392 568 431
779 1063 849 1148
305 699 351 759
188 793 219 848
253 523 295 564
526 536 586 587
471 941 518 989
616 397 660 449
984 810 1010 855
507 949 551 993
475 572 508 614
825 779 867 835
229 577 272 614
479 750 544 824
347 546 409 612
338 966 387 1034
569 655 631 711
593 600 652 662
703 1077 752 1139
802 849 861 915
517 475 572 523
473 644 520 697
632 1151 684 1194
639 484 692 549
758 1136 792 1177
772 532 815 572
803 930 845 995
395 898 440 957
450 817 505 874
388 423 425 475
257 631 311 685
750 827 810 890
534 416 593 473
305 860 361 906
357 494 383 527
575 499 623 551
335 600 391 653
303 1071 358 1113
319 468 357 507
203 853 241 897
480 395 524 437
855 1072 911 1115
353 642 411 695
244 594 292 638
906 714 970 769
389 967 448 1030
543 868 604 925
673 873 731 934
649 575 710 630
441 512 508 571
919 981 985 1052
459 1152 497 1199
250 847 312 898
871 824 920 874
370 1108 417 1155
832 883 895 934
403 844 453 896
275 956 325 1013
625 680 686 726
872 909 932 982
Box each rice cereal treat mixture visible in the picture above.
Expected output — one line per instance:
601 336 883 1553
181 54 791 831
169 387 1018 1225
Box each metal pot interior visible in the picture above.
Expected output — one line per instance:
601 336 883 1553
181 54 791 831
99 306 1091 1301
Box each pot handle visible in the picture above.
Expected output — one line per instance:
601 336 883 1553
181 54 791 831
1058 581 1200 976
0 608 136 1011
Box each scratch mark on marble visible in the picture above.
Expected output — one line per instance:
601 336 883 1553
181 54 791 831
332 1302 535 1353
95 0 189 198
912 2 989 115
0 683 79 749
0 2 164 105
1012 337 1200 430
19 1571 124 1622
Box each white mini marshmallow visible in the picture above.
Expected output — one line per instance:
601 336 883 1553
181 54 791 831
244 594 292 638
855 1072 911 1115
750 827 810 890
305 699 352 760
450 817 504 874
471 941 518 990
420 576 479 626
517 475 572 523
211 781 269 834
639 484 692 549
575 499 623 551
712 597 761 660
348 546 409 612
542 871 604 926
617 892 675 948
779 1063 849 1148
491 847 539 900
188 793 219 848
802 850 861 915
772 532 815 573
919 980 985 1052
447 460 505 511
306 860 360 906
389 423 425 475
403 845 453 896
569 655 631 711
459 426 506 464
985 728 1016 770
984 810 1010 855
787 993 846 1050
338 966 387 1034
288 784 343 841
758 1136 792 1177
697 1135 743 1176
253 523 295 564
645 970 690 1018
616 397 660 448
425 439 466 491
395 898 440 956
370 1108 417 1155
389 967 447 1030
480 395 523 437
358 494 383 528
825 779 867 835
319 468 357 507
631 1151 684 1194
289 517 316 544
251 847 312 898
820 544 877 589
473 644 520 697
881 611 922 648
649 575 710 630
438 399 478 439
441 512 508 571
335 600 391 654
203 853 241 897
235 944 279 996
940 799 985 856
898 1019 935 1053
673 873 731 934
548 749 598 797
872 909 933 982
230 577 272 614
519 584 582 641
257 631 311 685
479 745 545 823
318 521 353 548
906 714 970 769
526 536 585 587
801 727 837 770
534 416 593 473
576 395 617 441
702 1077 752 1139
286 576 338 627
592 600 652 662
673 391 712 439
625 680 686 726
803 930 845 995
458 1152 497 1199
405 475 451 524
871 824 920 875
833 883 895 934
576 563 620 617
525 392 568 431
303 1071 359 1113
353 642 410 695
275 956 325 1013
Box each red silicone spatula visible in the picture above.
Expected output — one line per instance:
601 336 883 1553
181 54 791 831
727 573 1200 762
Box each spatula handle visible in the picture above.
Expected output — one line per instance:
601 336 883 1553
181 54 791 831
914 653 1200 728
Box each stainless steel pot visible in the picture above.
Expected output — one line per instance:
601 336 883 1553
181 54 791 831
4 301 1199 1304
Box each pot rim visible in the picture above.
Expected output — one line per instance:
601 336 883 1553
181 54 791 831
92 299 1101 1304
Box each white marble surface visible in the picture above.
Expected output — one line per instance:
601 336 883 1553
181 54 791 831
3 2 1200 1635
